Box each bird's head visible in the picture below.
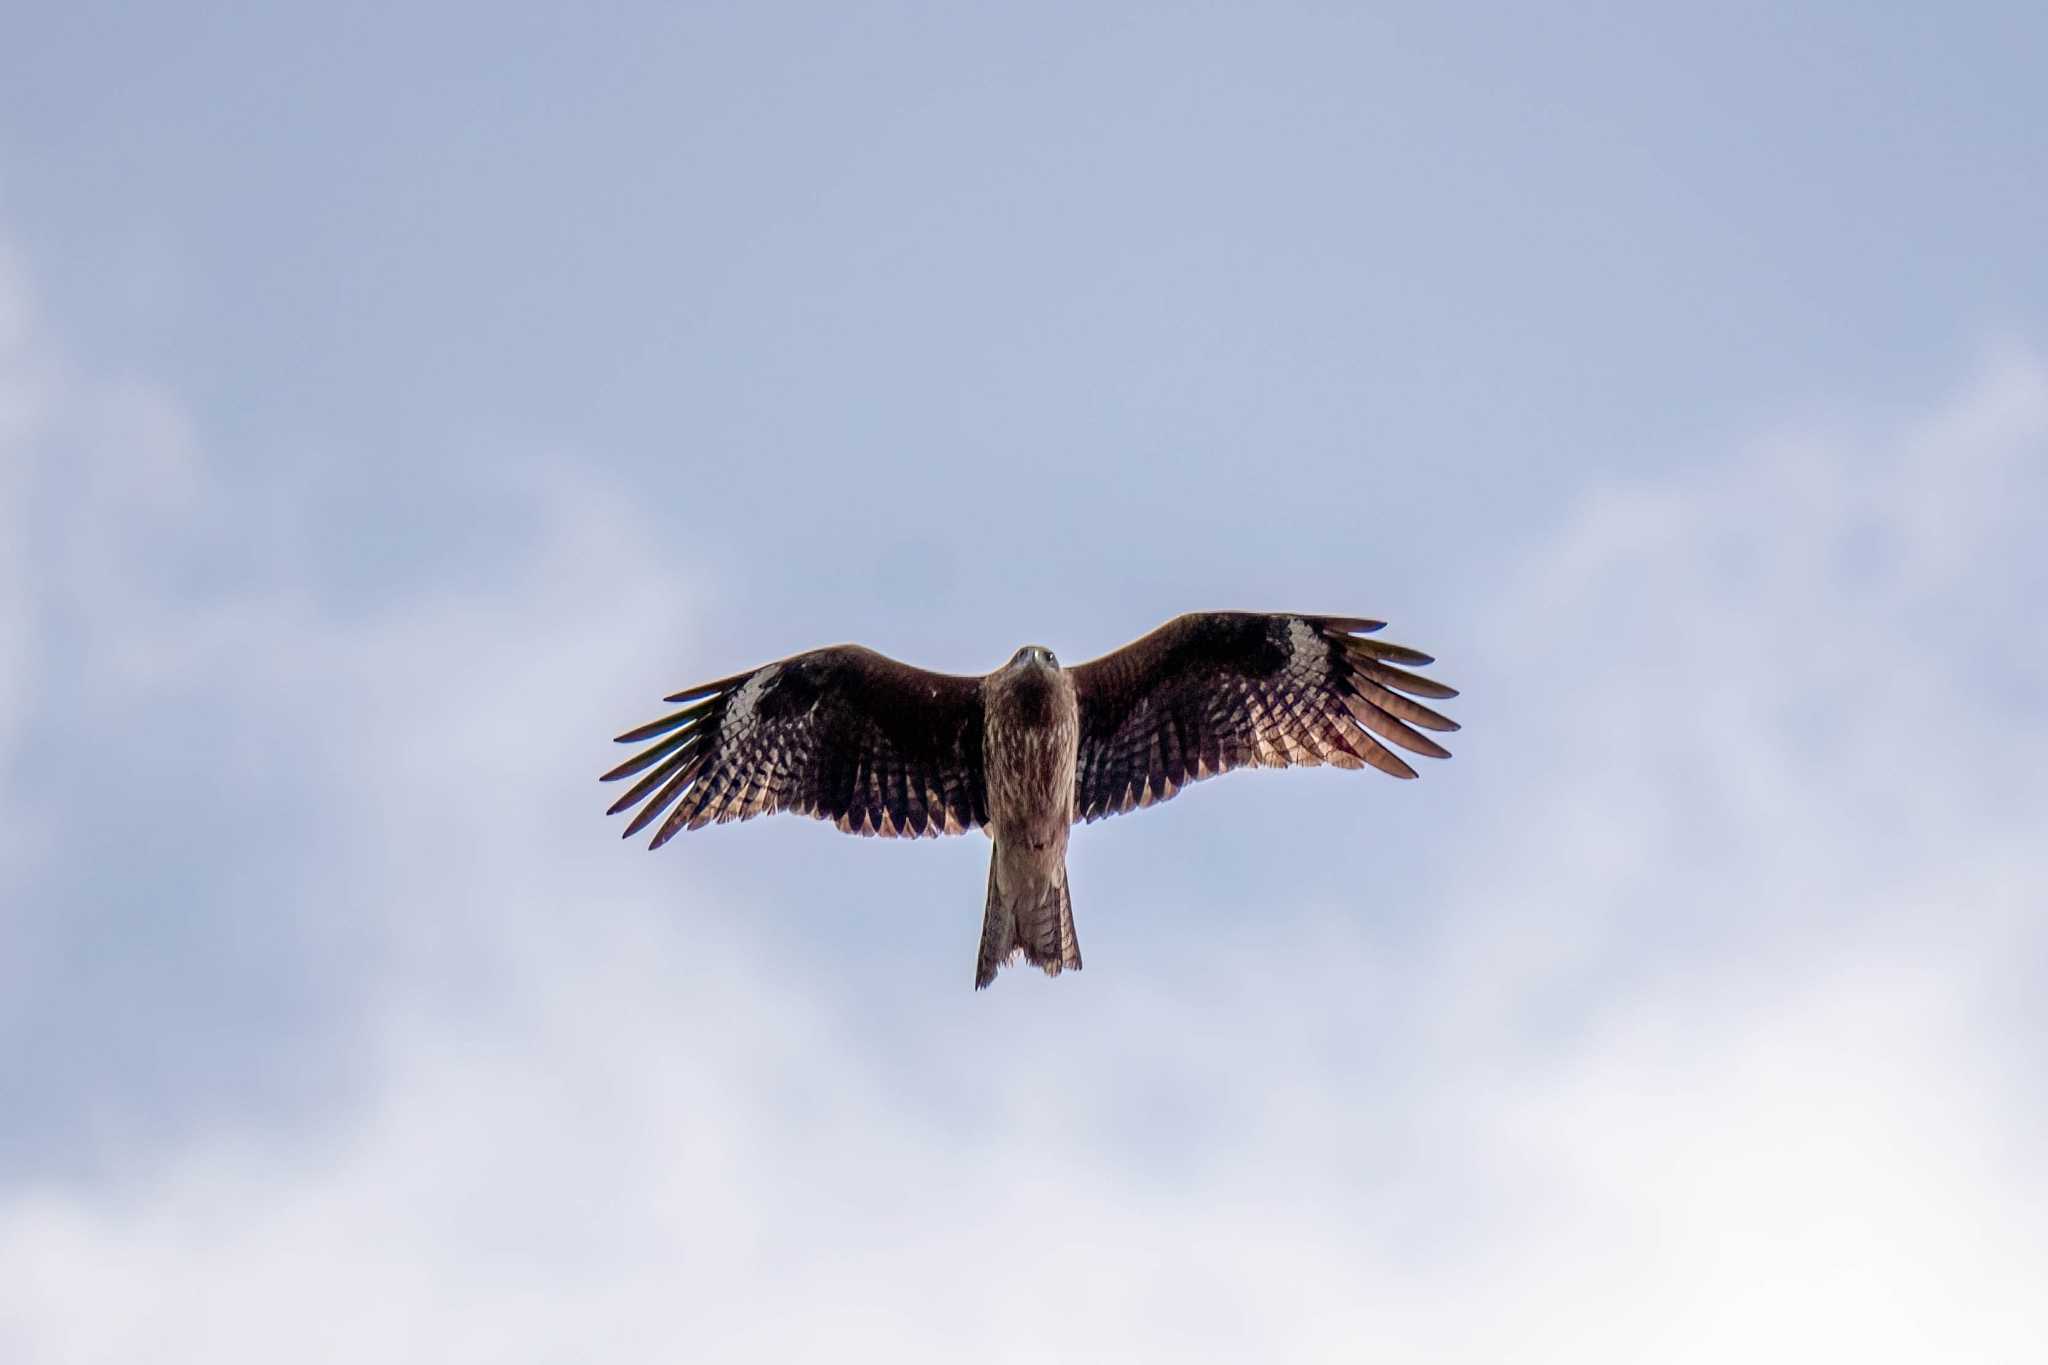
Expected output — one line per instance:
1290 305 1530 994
1007 644 1060 672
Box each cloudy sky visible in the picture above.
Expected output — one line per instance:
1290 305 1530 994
4 5 2045 1360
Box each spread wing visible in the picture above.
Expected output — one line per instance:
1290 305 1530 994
602 645 988 846
1069 612 1458 822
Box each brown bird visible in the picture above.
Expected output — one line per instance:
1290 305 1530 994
602 612 1457 988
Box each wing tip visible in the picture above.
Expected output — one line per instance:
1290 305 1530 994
1317 616 1387 635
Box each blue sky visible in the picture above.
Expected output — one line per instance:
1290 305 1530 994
4 6 2045 1360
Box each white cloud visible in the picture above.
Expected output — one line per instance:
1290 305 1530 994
1 221 2043 1363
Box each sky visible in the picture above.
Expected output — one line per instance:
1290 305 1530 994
3 4 2046 1360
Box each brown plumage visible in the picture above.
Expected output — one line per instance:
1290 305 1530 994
603 613 1458 988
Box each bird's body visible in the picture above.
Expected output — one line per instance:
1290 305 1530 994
604 612 1458 988
980 647 1081 986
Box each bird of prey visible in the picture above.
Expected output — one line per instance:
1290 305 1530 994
603 612 1457 988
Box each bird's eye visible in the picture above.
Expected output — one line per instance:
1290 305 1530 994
1044 651 1057 666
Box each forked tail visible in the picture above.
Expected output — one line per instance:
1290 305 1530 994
974 849 1082 989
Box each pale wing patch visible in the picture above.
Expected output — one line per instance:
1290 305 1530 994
723 662 781 740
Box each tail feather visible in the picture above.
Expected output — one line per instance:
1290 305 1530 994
974 852 1082 989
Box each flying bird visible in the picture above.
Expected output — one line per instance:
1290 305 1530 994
603 612 1457 988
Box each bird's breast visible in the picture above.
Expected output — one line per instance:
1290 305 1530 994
983 671 1079 838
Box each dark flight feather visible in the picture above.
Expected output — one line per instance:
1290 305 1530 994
1069 613 1458 822
603 645 988 848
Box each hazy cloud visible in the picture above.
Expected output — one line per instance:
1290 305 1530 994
3 218 2041 1359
